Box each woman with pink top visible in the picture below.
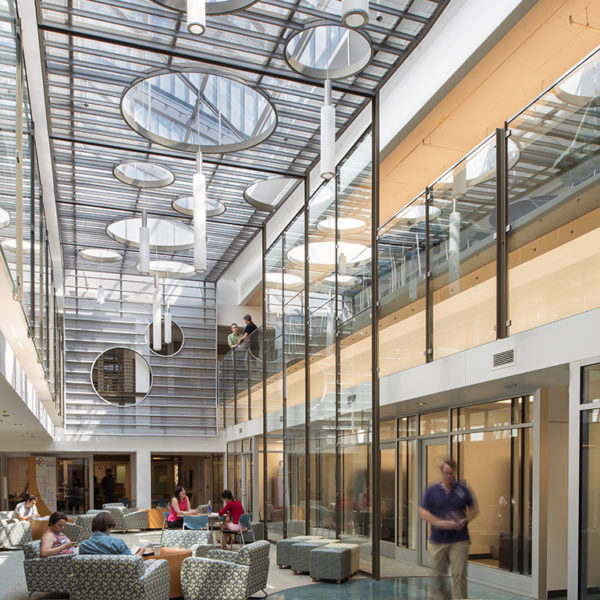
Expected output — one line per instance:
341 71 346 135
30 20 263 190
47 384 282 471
167 486 198 529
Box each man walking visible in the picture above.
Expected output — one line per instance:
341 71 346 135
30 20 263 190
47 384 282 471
419 457 479 600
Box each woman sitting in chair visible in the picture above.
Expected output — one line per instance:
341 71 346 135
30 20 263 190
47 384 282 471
40 512 78 557
218 490 245 549
167 486 198 529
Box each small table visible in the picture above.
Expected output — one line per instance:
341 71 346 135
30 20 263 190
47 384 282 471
144 546 192 599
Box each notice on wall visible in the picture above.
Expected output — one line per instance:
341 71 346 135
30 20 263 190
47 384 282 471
34 457 57 513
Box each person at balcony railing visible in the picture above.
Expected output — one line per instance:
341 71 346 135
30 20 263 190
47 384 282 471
227 323 243 349
239 314 259 357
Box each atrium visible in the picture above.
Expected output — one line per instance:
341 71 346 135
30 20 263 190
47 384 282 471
0 0 599 598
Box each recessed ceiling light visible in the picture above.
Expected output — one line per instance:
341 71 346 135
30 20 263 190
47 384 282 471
417 402 426 406
14 423 22 426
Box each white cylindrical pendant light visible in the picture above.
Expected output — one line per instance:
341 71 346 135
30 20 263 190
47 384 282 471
97 283 105 305
448 203 461 294
139 209 150 276
339 252 347 275
164 304 172 345
320 80 335 181
187 0 206 35
341 0 369 28
153 276 162 351
193 149 207 273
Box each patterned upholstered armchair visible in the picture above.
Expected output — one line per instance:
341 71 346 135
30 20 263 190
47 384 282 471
70 554 169 600
103 506 149 532
0 512 32 548
63 522 84 543
74 514 96 540
180 540 270 600
22 540 74 596
161 529 213 557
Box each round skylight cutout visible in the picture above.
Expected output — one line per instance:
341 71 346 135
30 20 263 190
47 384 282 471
396 204 441 226
243 178 298 212
317 216 367 234
121 69 277 153
107 217 194 251
324 273 360 286
554 55 600 106
150 0 257 16
172 195 226 217
1 239 41 254
288 241 371 269
265 272 304 290
79 248 122 263
136 259 195 278
285 22 373 80
0 208 10 229
113 160 175 188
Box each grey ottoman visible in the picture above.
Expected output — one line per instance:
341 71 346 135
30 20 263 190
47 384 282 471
276 536 323 568
290 540 338 574
310 545 352 584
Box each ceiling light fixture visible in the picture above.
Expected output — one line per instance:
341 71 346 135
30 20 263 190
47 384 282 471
164 304 172 345
187 0 206 35
193 149 207 273
139 209 150 276
320 79 335 180
97 283 105 304
341 0 369 28
153 275 162 351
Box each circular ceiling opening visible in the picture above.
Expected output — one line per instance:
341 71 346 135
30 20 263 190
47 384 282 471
137 259 196 278
0 208 10 229
554 56 600 106
287 241 371 269
91 347 152 406
324 273 360 286
172 195 226 217
317 216 367 234
150 0 257 15
284 22 373 80
243 178 298 212
107 217 194 251
121 69 277 153
1 239 40 254
147 319 184 357
265 272 304 289
396 204 441 225
113 160 175 188
79 248 122 263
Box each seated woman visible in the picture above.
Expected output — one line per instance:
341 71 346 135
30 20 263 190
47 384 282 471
15 494 39 521
218 490 245 549
78 512 145 556
167 486 198 529
40 512 78 557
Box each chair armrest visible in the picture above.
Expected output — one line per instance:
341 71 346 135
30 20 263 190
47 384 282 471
191 543 214 558
206 548 237 562
123 511 148 530
139 559 170 600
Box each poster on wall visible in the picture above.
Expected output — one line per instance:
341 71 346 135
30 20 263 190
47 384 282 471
34 457 57 513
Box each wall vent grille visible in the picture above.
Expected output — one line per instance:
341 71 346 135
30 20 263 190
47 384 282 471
493 349 515 368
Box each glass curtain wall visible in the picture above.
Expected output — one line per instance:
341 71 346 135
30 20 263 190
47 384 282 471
0 0 63 415
580 364 600 600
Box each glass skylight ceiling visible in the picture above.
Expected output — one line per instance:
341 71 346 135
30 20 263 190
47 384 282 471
38 0 449 280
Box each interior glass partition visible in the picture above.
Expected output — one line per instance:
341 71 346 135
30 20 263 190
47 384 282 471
507 48 600 335
431 139 497 359
580 363 600 599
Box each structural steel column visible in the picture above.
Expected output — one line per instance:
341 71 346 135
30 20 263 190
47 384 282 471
495 126 509 339
303 176 311 535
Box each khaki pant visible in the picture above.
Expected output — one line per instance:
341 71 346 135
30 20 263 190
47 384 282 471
429 540 469 599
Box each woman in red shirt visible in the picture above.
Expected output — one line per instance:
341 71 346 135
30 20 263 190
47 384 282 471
218 489 245 549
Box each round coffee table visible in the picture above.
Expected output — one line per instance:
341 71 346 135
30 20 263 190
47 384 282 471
144 546 192 599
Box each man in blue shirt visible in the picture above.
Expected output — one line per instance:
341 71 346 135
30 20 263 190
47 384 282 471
420 457 479 600
79 512 146 556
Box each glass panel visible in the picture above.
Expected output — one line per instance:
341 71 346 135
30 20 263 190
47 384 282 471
455 400 513 430
57 458 88 514
399 439 417 549
380 446 395 543
308 181 337 541
378 193 427 376
380 420 396 441
431 139 497 359
7 457 29 510
419 410 448 435
507 49 600 335
582 363 600 404
580 406 600 599
265 436 284 540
